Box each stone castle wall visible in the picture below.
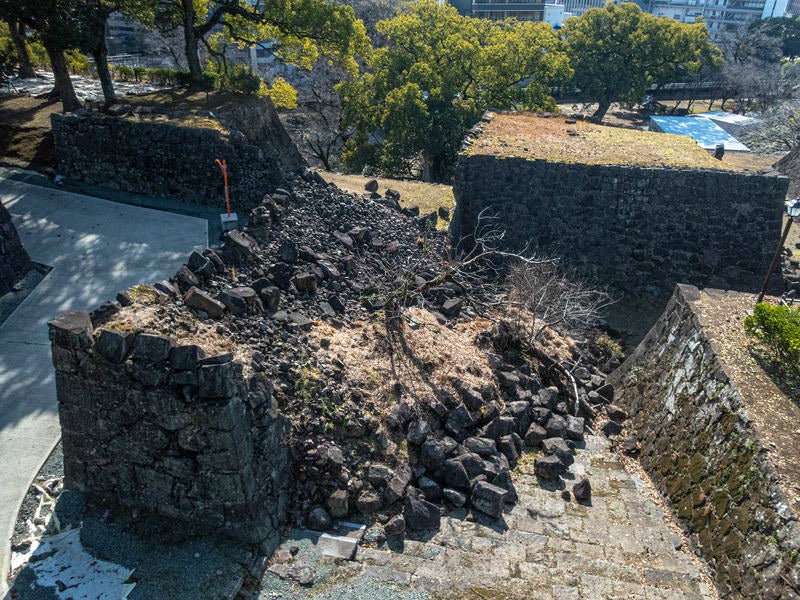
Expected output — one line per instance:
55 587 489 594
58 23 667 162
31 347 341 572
49 310 289 548
0 199 31 294
609 285 800 598
51 98 305 212
451 155 788 300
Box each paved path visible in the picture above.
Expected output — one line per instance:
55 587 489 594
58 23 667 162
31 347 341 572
0 173 207 595
260 435 717 600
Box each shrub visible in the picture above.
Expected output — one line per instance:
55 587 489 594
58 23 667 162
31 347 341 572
65 49 91 75
745 303 800 373
258 76 297 108
220 63 261 95
26 42 48 70
202 70 220 91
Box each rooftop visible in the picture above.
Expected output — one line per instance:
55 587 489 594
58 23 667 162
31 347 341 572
466 111 737 170
650 115 750 152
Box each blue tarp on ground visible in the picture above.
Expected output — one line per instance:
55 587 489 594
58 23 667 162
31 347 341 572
649 116 750 152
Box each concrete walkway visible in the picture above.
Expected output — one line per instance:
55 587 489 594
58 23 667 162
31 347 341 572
0 173 207 595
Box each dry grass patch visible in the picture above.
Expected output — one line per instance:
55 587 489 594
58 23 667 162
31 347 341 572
317 171 454 229
721 152 783 173
311 308 496 414
102 285 244 363
468 112 736 171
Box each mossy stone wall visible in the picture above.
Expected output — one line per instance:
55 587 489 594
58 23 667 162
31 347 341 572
610 285 800 598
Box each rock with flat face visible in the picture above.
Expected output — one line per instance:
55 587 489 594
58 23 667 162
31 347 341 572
471 481 508 518
184 286 226 317
404 491 441 531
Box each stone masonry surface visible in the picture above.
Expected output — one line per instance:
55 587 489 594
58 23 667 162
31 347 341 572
50 97 305 211
48 309 290 550
609 284 800 598
257 434 716 600
0 198 31 294
450 154 788 301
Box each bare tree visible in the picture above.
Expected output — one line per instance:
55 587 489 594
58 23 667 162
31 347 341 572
506 258 613 344
358 209 611 331
351 209 614 417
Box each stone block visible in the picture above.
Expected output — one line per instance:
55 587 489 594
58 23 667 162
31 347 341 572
134 333 173 363
198 361 236 398
51 345 79 373
404 492 441 531
170 344 204 370
184 286 226 317
534 455 564 480
565 415 585 441
471 481 508 518
49 310 94 350
94 329 134 363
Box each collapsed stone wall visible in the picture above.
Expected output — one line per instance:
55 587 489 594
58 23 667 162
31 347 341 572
608 285 800 598
49 310 289 549
51 98 305 211
0 199 32 294
451 156 787 300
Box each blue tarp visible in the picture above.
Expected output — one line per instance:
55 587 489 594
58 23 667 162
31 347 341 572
649 116 749 152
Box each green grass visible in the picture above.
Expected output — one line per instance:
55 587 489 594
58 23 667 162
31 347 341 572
317 171 454 230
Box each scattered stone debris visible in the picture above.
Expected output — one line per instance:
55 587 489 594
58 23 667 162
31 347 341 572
87 167 625 539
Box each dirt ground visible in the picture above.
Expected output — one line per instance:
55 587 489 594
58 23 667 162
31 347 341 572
318 171 454 226
0 96 59 171
694 290 800 516
471 111 738 171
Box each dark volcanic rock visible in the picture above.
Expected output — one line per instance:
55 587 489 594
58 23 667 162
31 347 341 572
534 455 564 480
404 491 441 531
573 477 592 502
471 481 508 518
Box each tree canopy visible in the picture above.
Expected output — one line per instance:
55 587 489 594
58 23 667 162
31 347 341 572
0 0 86 110
337 0 571 180
563 2 721 120
135 0 370 90
746 17 800 60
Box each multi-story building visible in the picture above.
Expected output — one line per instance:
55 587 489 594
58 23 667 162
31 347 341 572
447 0 568 26
641 0 789 39
561 0 610 16
105 12 148 56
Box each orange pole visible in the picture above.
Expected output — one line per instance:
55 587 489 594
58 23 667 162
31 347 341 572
215 158 231 216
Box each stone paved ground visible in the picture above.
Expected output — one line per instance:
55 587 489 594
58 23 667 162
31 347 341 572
259 435 717 600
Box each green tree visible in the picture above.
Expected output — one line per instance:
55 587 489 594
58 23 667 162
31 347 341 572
133 0 369 91
338 0 571 180
0 0 83 111
2 16 35 78
747 17 800 60
563 2 721 121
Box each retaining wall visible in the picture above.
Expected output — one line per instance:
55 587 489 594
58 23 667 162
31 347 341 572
609 285 800 598
0 199 31 295
51 98 304 211
451 155 788 300
49 310 290 548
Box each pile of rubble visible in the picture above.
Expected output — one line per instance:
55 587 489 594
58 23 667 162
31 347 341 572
108 169 626 537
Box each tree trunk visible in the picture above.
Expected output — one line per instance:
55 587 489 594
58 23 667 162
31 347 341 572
93 47 116 107
46 46 81 112
182 0 205 90
88 6 116 107
6 18 36 78
592 96 612 122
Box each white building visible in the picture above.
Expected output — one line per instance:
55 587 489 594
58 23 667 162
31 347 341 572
447 0 569 26
643 0 789 39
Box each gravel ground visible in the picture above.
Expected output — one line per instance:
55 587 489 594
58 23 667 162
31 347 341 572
10 441 64 553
